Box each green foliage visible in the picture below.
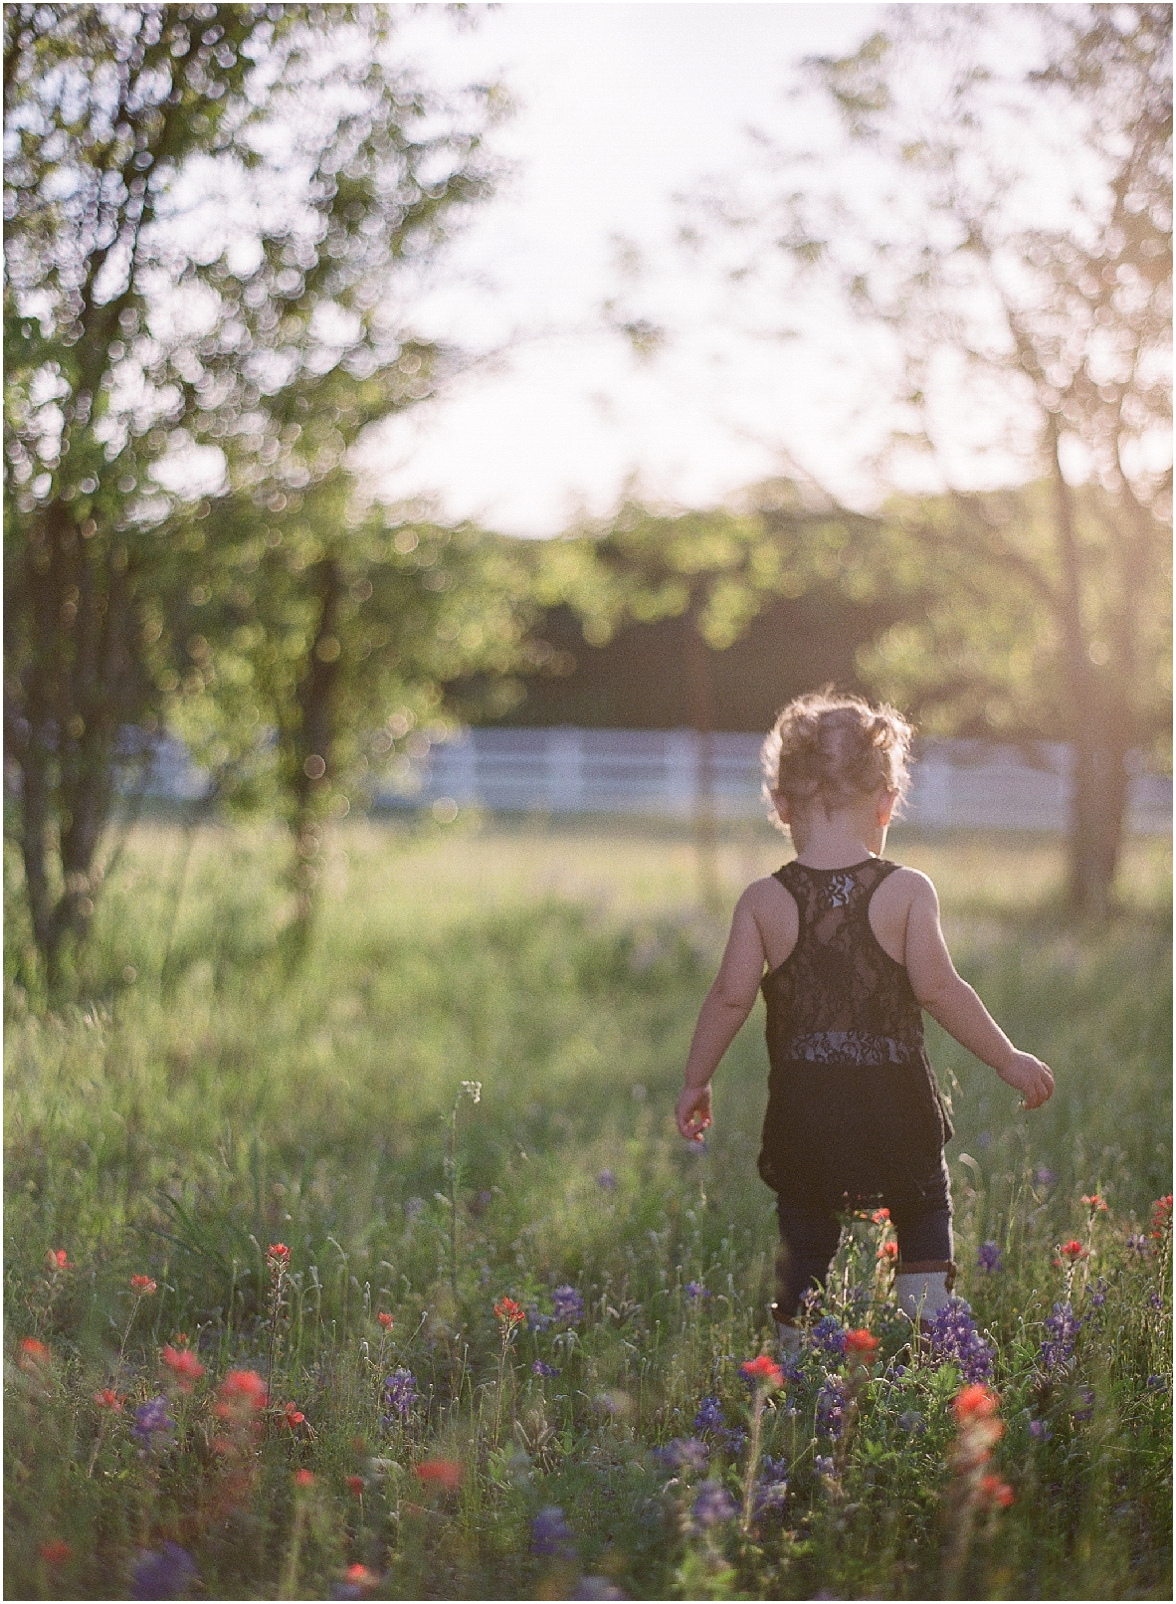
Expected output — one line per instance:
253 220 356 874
3 823 1171 1598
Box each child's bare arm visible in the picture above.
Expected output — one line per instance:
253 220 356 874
676 888 767 1141
904 874 1055 1110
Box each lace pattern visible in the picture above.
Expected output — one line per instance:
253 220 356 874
786 1030 914 1066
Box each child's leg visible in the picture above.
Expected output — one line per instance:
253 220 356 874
889 1194 955 1325
773 1200 843 1351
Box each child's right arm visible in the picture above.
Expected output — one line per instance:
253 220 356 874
904 873 1055 1110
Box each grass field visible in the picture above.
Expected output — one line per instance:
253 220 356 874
4 817 1172 1600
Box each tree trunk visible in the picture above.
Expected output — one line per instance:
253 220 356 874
286 556 344 953
684 614 721 911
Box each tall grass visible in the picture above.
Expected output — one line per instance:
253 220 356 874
4 819 1171 1599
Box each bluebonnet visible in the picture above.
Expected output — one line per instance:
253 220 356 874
691 1480 737 1529
130 1542 198 1600
754 1455 789 1514
595 1170 617 1192
1070 1386 1095 1422
132 1396 175 1451
897 1409 926 1434
1038 1302 1081 1372
778 1351 805 1385
1086 1277 1108 1308
553 1286 584 1325
813 1455 836 1478
527 1307 553 1333
532 1505 576 1559
1028 1418 1053 1440
808 1316 848 1357
382 1368 417 1425
693 1396 726 1433
655 1436 710 1474
532 1360 560 1378
1034 1166 1058 1188
1148 1290 1164 1311
925 1298 995 1384
977 1241 1003 1273
815 1375 846 1438
1146 1374 1167 1391
685 1281 709 1300
1126 1233 1149 1253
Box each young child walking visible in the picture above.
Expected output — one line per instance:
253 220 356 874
675 690 1054 1351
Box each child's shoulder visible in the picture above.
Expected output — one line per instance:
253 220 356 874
877 861 939 907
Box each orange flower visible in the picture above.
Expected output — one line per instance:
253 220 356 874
953 1384 1000 1422
267 1243 290 1265
92 1388 124 1411
346 1474 365 1496
871 1207 891 1224
1059 1240 1087 1261
39 1540 71 1565
293 1468 315 1487
46 1249 74 1270
740 1353 785 1389
877 1240 899 1261
18 1336 49 1369
1151 1195 1173 1238
345 1564 379 1590
415 1458 463 1491
493 1296 525 1328
162 1345 206 1391
216 1369 268 1420
377 1311 394 1328
845 1328 880 1362
1081 1194 1108 1212
280 1402 306 1428
130 1275 157 1294
980 1473 1015 1507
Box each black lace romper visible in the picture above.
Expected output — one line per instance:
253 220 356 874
757 858 953 1214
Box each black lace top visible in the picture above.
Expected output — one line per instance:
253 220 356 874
757 857 953 1210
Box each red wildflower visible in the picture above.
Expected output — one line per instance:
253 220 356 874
130 1275 157 1294
1081 1194 1108 1212
872 1207 891 1225
345 1564 379 1590
980 1473 1015 1507
1151 1195 1173 1238
280 1402 306 1429
293 1468 315 1487
162 1345 206 1391
92 1388 124 1411
415 1458 463 1491
1059 1240 1087 1261
845 1328 881 1362
740 1354 785 1389
39 1540 71 1565
377 1311 394 1328
493 1296 525 1328
46 1249 74 1270
877 1240 899 1261
215 1369 268 1420
267 1243 290 1266
18 1336 49 1368
346 1474 365 1496
953 1384 1001 1423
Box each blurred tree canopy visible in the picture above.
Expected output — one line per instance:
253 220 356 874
689 3 1172 914
4 2 509 985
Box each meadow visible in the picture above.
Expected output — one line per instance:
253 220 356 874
4 815 1172 1601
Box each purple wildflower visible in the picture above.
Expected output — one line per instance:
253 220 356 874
532 1360 560 1378
925 1298 995 1384
1086 1277 1108 1309
527 1306 553 1333
1146 1374 1167 1391
753 1455 790 1514
132 1396 176 1451
809 1316 848 1356
130 1542 198 1600
977 1241 1003 1273
1070 1386 1095 1422
813 1454 836 1478
382 1368 417 1425
531 1505 576 1559
655 1436 709 1474
571 1580 626 1601
595 1170 617 1192
685 1281 709 1300
693 1396 726 1433
898 1409 926 1434
815 1375 846 1438
1148 1291 1164 1312
691 1479 737 1529
1034 1166 1058 1188
1038 1302 1081 1372
552 1285 584 1325
1028 1418 1052 1440
1126 1233 1149 1254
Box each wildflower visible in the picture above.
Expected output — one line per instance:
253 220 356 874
1148 1290 1164 1311
347 1473 365 1496
294 1469 315 1486
813 1454 836 1478
754 1455 790 1513
347 1563 379 1586
532 1503 576 1557
570 1577 626 1600
280 1402 306 1429
980 1473 1015 1507
898 1409 926 1434
655 1437 710 1474
161 1345 205 1391
1145 1374 1167 1391
493 1295 525 1328
1086 1277 1108 1309
684 1280 709 1299
844 1329 880 1364
130 1275 157 1294
266 1243 290 1273
526 1306 553 1333
740 1354 785 1390
1081 1194 1108 1212
690 1479 737 1529
18 1336 49 1369
1038 1302 1082 1371
39 1540 71 1565
132 1396 176 1449
1028 1418 1052 1440
596 1169 617 1191
129 1542 198 1601
953 1384 1000 1423
693 1396 726 1433
377 1312 394 1328
532 1360 560 1378
815 1376 846 1437
46 1249 74 1270
93 1388 124 1411
1034 1166 1058 1188
872 1207 891 1224
215 1369 268 1422
926 1299 995 1384
1150 1195 1172 1238
877 1240 899 1262
809 1315 848 1356
1126 1233 1149 1254
976 1241 1003 1273
1070 1386 1095 1422
415 1458 463 1491
552 1285 584 1325
382 1368 418 1425
1057 1239 1087 1262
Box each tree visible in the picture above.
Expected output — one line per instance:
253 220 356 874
691 4 1171 914
4 4 503 987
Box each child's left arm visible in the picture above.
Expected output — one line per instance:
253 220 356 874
676 888 768 1142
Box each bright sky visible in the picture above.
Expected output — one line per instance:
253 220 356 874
355 3 886 536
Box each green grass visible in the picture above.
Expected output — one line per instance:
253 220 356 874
4 819 1172 1600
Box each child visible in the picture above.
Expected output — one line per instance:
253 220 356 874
675 690 1054 1350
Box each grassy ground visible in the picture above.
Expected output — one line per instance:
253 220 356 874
4 817 1172 1600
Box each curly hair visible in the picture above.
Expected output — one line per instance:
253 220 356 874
761 688 914 832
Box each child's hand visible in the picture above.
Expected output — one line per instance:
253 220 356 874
997 1050 1055 1110
676 1084 713 1143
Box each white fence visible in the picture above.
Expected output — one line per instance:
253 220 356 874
386 727 1170 835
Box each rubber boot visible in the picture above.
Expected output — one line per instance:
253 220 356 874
894 1259 956 1351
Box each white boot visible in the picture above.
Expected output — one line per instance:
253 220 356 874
894 1260 956 1325
775 1319 802 1358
